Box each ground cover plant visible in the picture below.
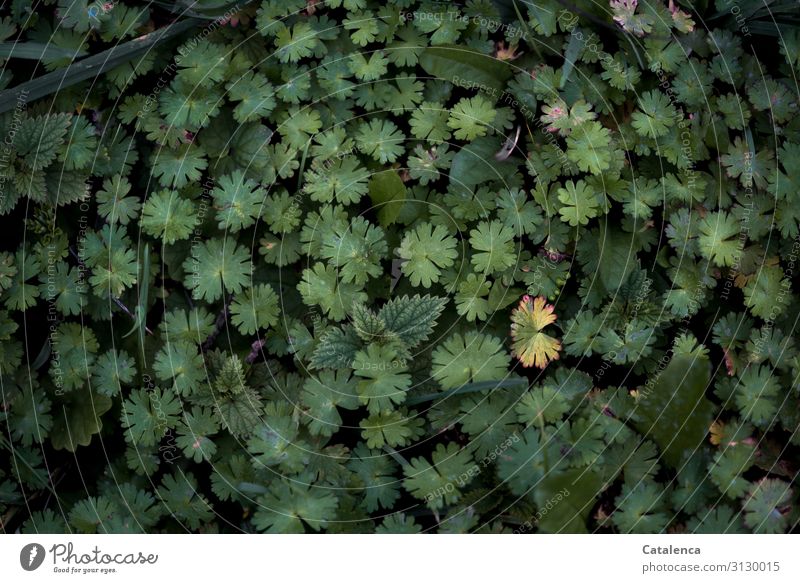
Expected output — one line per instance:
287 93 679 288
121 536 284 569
0 0 799 534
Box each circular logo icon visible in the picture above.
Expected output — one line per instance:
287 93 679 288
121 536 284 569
20 543 46 571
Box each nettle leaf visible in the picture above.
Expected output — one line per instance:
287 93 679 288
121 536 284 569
16 112 71 167
310 325 362 369
378 294 447 348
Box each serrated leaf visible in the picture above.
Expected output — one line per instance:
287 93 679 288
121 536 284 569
310 325 362 369
379 294 447 348
49 389 112 452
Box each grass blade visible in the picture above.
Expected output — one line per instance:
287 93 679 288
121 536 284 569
0 19 199 113
406 378 528 406
0 42 87 60
559 29 584 89
123 243 150 364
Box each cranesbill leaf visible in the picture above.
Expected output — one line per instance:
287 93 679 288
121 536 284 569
510 295 561 369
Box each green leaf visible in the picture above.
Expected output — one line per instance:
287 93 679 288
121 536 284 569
597 225 639 293
566 120 612 174
378 294 448 348
368 170 407 228
183 238 252 303
310 325 362 369
419 45 511 92
633 354 713 468
253 477 338 533
403 443 474 510
534 468 604 533
447 95 497 141
431 331 510 390
469 220 517 274
0 42 87 60
353 344 412 413
557 179 600 226
449 136 509 188
49 389 112 452
120 387 181 447
742 478 793 533
230 283 280 335
0 20 199 112
122 244 150 352
301 369 359 437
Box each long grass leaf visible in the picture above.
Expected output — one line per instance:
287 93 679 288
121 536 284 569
0 42 87 60
406 378 529 406
0 19 199 113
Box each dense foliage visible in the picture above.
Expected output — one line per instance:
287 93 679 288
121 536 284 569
0 0 799 534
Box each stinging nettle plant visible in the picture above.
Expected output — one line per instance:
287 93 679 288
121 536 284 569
0 0 798 535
